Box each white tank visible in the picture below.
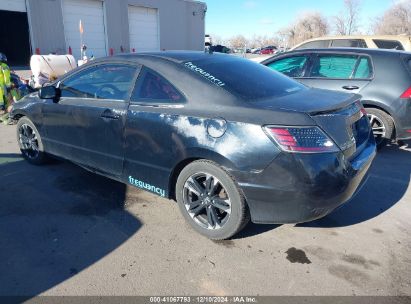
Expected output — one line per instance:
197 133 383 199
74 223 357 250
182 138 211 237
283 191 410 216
30 54 77 88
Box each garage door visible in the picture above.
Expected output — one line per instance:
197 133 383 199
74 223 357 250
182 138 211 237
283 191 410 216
0 0 31 65
0 0 26 12
63 0 107 59
128 6 160 52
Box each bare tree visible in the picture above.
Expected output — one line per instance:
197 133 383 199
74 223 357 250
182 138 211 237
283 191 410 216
373 1 411 35
210 34 226 46
261 35 280 47
228 34 248 49
332 0 362 35
249 34 264 48
277 26 296 48
279 11 329 47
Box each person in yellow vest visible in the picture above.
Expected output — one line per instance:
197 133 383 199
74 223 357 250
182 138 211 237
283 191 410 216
0 53 11 115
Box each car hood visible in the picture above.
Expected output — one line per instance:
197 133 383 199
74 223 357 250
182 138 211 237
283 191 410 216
252 88 360 114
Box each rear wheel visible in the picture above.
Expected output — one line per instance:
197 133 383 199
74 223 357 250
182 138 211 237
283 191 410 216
365 108 394 150
16 117 49 165
176 160 250 240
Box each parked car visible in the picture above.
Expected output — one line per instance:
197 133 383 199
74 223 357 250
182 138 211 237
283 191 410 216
262 48 411 148
233 48 246 54
260 46 277 55
292 35 411 51
11 51 376 239
209 44 231 54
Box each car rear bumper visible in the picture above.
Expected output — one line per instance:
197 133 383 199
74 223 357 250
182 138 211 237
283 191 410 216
232 135 376 224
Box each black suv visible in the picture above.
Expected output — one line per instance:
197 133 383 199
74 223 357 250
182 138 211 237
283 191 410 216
262 48 411 148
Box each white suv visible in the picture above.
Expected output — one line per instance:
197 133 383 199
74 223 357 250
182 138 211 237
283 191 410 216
292 35 411 51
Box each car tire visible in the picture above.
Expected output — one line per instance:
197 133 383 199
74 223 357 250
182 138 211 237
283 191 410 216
365 108 394 150
176 160 250 240
16 117 49 165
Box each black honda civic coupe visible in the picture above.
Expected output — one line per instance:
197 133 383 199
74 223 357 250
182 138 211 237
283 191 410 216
11 51 376 239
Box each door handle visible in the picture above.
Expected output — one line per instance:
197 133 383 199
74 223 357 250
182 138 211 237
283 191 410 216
342 85 359 90
100 109 120 120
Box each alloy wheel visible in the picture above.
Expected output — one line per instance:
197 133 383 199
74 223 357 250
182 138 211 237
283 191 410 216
183 172 231 230
367 113 386 145
18 124 40 159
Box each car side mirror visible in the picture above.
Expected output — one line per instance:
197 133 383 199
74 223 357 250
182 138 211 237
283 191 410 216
39 86 60 102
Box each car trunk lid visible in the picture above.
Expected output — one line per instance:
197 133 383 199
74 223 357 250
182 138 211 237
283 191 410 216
310 102 371 159
253 88 358 113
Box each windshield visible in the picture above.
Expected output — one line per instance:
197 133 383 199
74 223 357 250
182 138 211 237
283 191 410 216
183 56 306 101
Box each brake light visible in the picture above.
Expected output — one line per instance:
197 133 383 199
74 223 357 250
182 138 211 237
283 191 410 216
400 86 411 99
264 126 339 153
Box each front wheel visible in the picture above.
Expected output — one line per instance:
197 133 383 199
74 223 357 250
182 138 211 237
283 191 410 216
16 117 49 165
176 160 250 240
366 108 394 150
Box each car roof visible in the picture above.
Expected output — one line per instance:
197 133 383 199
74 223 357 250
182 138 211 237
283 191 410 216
290 35 411 51
298 35 411 41
114 50 232 64
284 47 411 56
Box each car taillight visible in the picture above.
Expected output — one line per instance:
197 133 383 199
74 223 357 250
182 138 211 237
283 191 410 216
264 126 339 153
400 86 411 99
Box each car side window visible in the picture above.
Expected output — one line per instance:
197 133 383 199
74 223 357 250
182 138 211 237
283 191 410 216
373 39 404 50
60 64 137 100
331 39 367 48
309 54 358 79
297 40 331 49
267 56 308 77
131 67 183 103
353 57 372 79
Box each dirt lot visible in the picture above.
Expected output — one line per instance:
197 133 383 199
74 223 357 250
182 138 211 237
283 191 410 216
0 124 410 296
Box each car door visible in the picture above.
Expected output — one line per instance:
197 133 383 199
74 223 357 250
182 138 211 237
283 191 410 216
41 62 140 175
123 67 186 195
300 53 373 94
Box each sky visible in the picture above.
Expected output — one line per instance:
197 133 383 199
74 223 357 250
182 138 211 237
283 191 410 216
203 0 395 40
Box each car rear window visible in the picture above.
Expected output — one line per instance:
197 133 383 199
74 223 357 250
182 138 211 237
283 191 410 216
373 39 404 50
183 57 306 101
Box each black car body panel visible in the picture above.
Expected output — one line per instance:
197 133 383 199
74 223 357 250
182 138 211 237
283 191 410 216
262 48 411 140
11 51 376 224
235 133 375 223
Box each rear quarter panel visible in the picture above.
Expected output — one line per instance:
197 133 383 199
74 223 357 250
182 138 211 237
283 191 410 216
122 107 280 198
